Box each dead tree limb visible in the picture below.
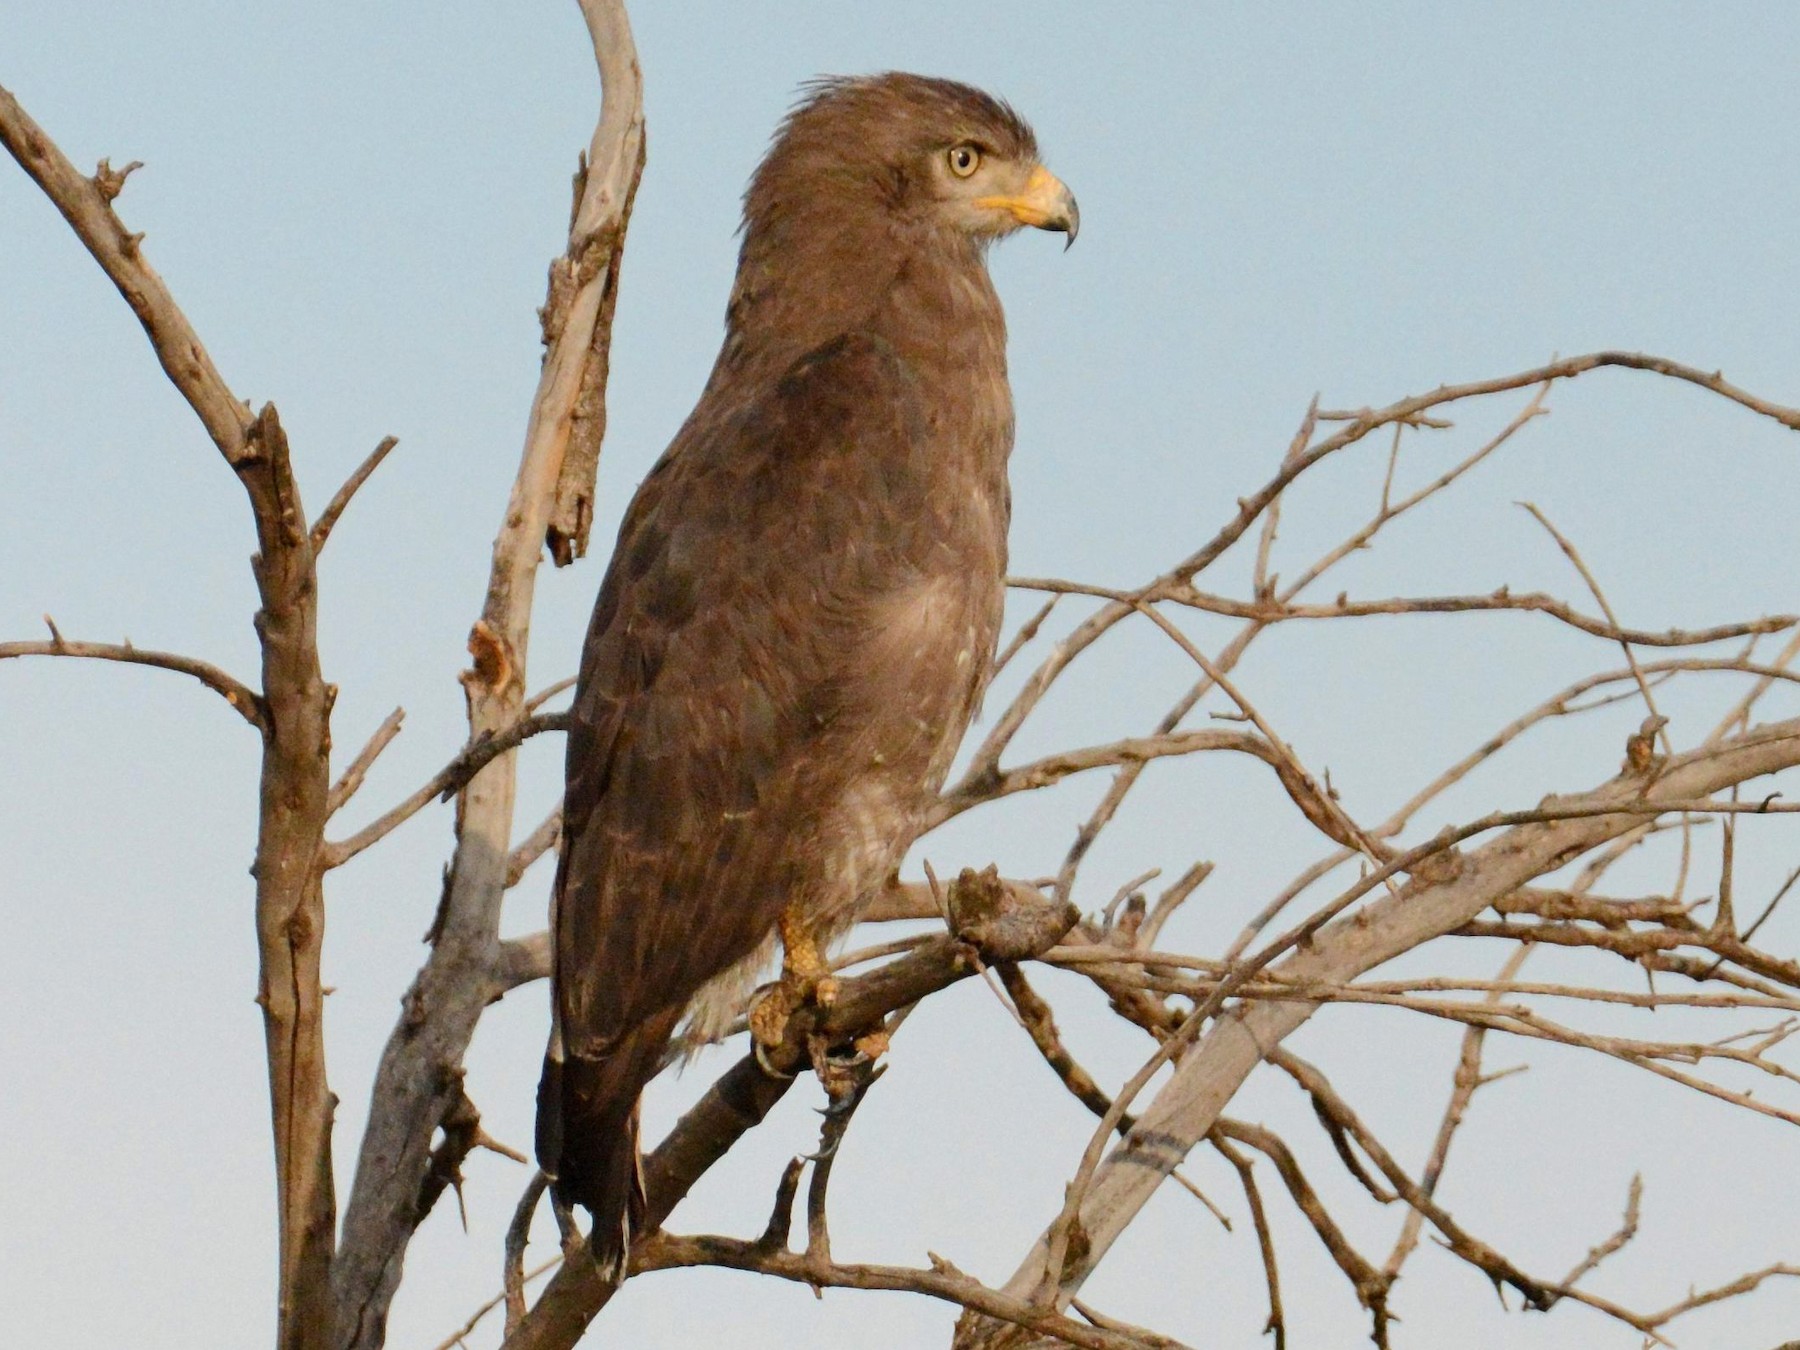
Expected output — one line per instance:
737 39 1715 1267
0 631 265 729
966 356 1800 790
503 872 1078 1350
327 4 644 1346
954 714 1800 1347
0 83 339 1350
638 1233 1189 1350
311 436 399 553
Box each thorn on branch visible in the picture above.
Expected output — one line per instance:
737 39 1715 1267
420 1075 507 1236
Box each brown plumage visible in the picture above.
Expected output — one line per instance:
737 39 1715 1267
536 72 1077 1275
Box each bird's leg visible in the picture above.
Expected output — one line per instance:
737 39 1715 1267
749 904 838 1060
782 904 840 1008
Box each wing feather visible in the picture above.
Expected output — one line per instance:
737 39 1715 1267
554 331 945 1056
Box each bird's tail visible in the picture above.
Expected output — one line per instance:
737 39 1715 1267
535 1008 683 1281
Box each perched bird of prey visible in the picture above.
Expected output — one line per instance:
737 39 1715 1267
536 72 1078 1274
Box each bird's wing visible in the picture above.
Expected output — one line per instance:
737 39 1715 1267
554 331 946 1055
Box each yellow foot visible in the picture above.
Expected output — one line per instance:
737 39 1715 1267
816 1033 888 1112
852 1027 890 1062
748 978 804 1057
748 904 840 1075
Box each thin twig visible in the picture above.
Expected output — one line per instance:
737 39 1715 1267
754 1157 808 1253
506 809 563 888
804 1060 884 1273
1215 1118 1390 1339
310 435 398 552
1211 1133 1284 1350
632 1232 1191 1350
1518 502 1654 699
504 1173 550 1332
323 710 570 867
999 963 1133 1128
1385 945 1529 1277
1 632 264 729
328 707 405 814
438 1254 560 1350
992 593 1061 680
525 675 578 714
1560 1174 1642 1289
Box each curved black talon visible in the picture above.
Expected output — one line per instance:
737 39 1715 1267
753 1039 798 1080
746 983 800 1079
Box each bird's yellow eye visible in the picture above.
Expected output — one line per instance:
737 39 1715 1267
947 144 981 178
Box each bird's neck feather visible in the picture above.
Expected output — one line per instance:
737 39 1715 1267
720 211 1009 398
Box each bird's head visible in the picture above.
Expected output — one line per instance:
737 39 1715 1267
744 73 1079 253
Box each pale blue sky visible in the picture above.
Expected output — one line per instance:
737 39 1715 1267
4 4 1799 1348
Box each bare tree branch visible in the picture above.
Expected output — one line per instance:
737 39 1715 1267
1385 946 1528 1277
543 0 646 566
2 84 343 1350
434 1254 558 1350
970 357 1800 789
311 436 398 553
0 85 252 461
328 4 645 1344
966 387 1552 912
17 12 1800 1346
506 808 563 888
1211 1133 1285 1350
321 711 569 869
639 1233 1188 1350
937 727 1268 821
999 963 1131 1128
1 629 264 729
1559 1174 1641 1290
504 871 1078 1348
327 708 404 815
1213 1119 1390 1340
955 715 1800 1346
1092 580 1796 649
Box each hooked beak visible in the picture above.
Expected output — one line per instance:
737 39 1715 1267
978 164 1080 248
